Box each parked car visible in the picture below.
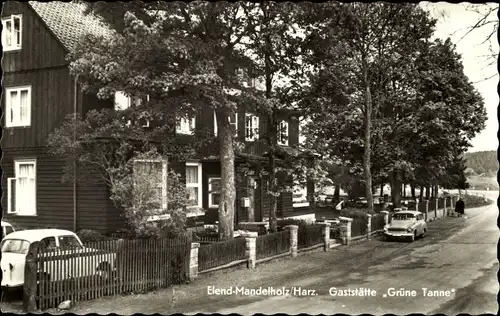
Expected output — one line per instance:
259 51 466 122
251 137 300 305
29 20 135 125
1 229 116 289
1 221 15 240
383 211 427 242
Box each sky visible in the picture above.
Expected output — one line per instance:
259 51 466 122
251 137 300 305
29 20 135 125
421 2 498 153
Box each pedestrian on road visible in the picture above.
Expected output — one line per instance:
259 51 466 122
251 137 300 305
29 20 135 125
455 197 465 217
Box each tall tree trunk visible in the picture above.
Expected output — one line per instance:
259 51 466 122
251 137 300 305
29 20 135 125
433 184 439 198
380 183 384 197
419 186 424 200
390 171 402 208
411 185 416 199
264 26 278 233
362 61 374 213
425 186 431 200
216 107 235 240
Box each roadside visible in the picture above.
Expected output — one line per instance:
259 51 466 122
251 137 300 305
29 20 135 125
0 212 471 315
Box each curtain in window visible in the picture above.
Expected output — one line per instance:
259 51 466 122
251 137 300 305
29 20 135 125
186 166 198 184
20 90 29 123
17 163 35 214
5 20 12 46
9 90 18 123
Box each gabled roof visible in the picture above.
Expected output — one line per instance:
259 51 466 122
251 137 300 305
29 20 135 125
28 1 112 52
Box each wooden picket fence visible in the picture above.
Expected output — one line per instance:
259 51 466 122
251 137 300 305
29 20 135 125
350 217 368 237
297 224 323 249
198 237 247 272
35 237 191 310
371 214 386 232
256 230 290 260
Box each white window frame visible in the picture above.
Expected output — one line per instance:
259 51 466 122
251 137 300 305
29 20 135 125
292 177 309 208
114 91 149 111
208 177 221 209
186 161 202 208
8 159 37 215
1 14 22 52
177 116 196 135
277 120 289 146
133 158 168 210
245 113 259 142
5 86 31 127
214 111 238 137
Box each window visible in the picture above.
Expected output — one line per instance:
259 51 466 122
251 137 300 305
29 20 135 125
177 116 196 135
58 235 83 251
1 239 29 254
208 177 221 208
245 113 259 141
292 177 309 208
277 120 289 146
1 15 22 51
39 237 57 253
186 162 202 208
133 159 168 210
114 91 148 111
5 86 31 127
214 111 238 137
7 159 36 215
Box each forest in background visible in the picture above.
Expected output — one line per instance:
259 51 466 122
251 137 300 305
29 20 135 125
464 150 497 176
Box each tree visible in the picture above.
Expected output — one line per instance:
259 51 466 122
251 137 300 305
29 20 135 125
69 1 260 240
47 111 193 238
237 2 315 232
303 2 437 210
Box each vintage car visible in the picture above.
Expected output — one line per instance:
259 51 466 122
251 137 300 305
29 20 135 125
383 211 427 242
1 229 116 289
1 221 16 240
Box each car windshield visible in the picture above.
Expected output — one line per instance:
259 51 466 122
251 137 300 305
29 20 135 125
1 239 30 254
392 213 415 221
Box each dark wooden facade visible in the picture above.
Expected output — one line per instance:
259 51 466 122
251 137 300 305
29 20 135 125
1 2 121 233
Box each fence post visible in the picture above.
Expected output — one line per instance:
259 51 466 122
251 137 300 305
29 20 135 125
366 214 372 240
23 241 40 313
381 211 389 226
424 200 429 221
450 196 455 216
285 225 298 258
444 197 447 217
321 222 331 251
434 198 438 218
189 242 200 282
244 232 258 269
339 217 352 245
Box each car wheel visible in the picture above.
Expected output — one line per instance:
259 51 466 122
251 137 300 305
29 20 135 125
421 228 427 238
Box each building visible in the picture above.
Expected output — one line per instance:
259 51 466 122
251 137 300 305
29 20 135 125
1 1 316 235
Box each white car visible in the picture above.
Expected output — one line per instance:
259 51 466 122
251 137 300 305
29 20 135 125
383 211 427 242
1 229 116 289
1 221 15 239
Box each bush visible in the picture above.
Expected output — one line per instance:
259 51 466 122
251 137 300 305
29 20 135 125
339 207 374 219
77 229 107 243
461 194 492 209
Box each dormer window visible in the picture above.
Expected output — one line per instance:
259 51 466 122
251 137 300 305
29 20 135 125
1 15 22 52
277 120 289 146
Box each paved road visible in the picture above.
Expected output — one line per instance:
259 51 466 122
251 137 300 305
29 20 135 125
191 190 499 315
